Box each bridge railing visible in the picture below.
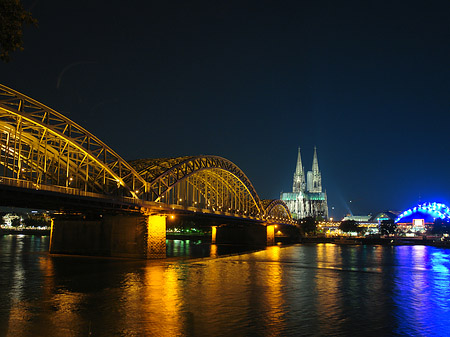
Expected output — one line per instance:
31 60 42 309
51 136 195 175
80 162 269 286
0 177 142 206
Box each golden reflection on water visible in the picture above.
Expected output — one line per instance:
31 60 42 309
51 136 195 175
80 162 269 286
119 263 183 336
210 244 218 258
263 245 285 336
315 244 342 335
7 292 86 336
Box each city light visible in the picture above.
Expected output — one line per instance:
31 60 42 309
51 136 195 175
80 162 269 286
396 202 450 223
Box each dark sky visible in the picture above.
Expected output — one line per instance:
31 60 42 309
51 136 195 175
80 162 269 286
1 0 449 219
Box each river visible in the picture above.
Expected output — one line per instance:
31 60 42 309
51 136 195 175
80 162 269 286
1 234 449 336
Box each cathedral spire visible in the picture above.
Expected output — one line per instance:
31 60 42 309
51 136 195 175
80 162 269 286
293 147 305 193
295 147 303 175
312 146 319 173
308 146 322 193
282 146 328 220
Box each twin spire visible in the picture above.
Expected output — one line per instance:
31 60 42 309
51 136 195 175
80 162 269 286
293 147 322 193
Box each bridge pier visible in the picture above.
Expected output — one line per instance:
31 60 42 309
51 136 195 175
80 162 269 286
266 225 275 246
214 224 276 246
50 213 166 259
211 226 217 244
146 215 166 258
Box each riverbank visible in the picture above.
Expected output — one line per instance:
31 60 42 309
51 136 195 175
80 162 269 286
166 233 211 241
0 228 50 236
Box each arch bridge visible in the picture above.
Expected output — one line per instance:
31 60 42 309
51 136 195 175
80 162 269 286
0 84 294 258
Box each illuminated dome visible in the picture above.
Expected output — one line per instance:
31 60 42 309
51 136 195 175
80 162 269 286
370 211 399 222
395 202 450 223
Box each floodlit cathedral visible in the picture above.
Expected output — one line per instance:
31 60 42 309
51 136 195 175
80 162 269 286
281 147 328 220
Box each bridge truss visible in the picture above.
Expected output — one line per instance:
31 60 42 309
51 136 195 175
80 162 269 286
129 156 265 217
0 84 147 198
262 199 292 221
0 84 293 223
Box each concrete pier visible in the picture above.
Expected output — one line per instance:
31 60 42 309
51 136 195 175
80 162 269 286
50 213 167 259
215 223 276 246
146 215 167 258
266 225 275 245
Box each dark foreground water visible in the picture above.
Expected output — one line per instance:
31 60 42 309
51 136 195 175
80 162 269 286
1 235 450 336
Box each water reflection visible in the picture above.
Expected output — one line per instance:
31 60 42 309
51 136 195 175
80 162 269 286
1 236 450 336
315 244 343 336
114 264 184 336
210 244 218 258
165 239 255 258
394 246 450 336
259 246 285 336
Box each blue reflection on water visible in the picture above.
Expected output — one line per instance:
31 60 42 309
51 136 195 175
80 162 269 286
394 246 450 336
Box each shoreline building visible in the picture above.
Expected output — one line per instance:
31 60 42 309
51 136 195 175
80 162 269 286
281 147 328 220
395 202 450 234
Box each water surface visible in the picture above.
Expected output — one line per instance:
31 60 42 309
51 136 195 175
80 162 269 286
1 235 449 336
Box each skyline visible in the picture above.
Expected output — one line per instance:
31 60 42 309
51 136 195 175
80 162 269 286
1 1 449 218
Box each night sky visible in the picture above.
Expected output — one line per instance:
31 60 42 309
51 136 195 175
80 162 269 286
1 0 449 219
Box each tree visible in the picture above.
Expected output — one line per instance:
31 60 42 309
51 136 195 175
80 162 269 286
23 217 49 227
11 217 21 228
379 219 397 236
300 217 317 234
430 219 450 235
339 220 361 233
0 0 37 62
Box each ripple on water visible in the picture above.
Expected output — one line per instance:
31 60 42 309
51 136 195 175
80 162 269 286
1 237 450 336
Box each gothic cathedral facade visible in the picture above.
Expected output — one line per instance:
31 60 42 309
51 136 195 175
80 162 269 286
281 147 328 220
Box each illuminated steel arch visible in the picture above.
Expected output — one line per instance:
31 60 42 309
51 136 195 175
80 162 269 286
262 199 293 221
395 202 450 223
0 84 147 198
129 156 263 215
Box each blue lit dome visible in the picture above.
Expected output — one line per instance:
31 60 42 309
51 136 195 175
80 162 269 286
395 202 450 223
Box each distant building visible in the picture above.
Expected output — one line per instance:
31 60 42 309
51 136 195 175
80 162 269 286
281 147 328 220
370 211 399 223
2 213 22 226
342 215 372 222
396 202 450 233
339 212 400 235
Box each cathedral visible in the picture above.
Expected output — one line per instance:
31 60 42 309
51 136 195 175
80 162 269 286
281 147 328 220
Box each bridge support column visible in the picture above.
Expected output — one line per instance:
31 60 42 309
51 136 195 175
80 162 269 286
50 213 167 259
146 215 166 258
266 225 275 246
211 226 217 244
215 224 274 246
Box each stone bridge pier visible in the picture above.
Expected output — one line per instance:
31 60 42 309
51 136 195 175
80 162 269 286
211 224 276 246
50 213 167 259
50 214 280 259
